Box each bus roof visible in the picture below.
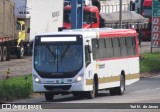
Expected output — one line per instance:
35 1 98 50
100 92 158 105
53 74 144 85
99 29 137 38
35 28 137 39
63 28 137 37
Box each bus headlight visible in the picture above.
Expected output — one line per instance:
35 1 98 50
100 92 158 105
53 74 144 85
77 76 82 82
75 74 83 83
33 75 42 84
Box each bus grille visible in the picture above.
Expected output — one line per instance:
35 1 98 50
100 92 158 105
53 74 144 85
44 85 71 91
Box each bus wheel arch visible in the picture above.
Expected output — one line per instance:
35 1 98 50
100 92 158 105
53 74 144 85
109 71 125 96
116 70 125 95
86 74 98 99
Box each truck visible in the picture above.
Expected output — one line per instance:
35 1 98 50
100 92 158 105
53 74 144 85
12 0 64 54
0 0 19 61
63 3 148 31
65 0 132 13
0 0 64 62
141 0 152 41
11 0 32 55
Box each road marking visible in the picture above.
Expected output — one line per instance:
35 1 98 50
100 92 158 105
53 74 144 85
132 88 160 93
148 75 160 78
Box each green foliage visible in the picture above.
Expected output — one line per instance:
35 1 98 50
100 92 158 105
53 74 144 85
140 52 160 73
0 74 33 102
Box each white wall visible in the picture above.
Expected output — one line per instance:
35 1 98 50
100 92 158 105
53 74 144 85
100 0 131 13
11 0 31 18
29 0 64 41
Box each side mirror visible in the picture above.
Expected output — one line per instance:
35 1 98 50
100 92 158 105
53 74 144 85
27 28 30 33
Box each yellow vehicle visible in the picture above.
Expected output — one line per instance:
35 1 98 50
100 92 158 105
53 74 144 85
10 20 30 59
16 20 25 58
0 0 31 62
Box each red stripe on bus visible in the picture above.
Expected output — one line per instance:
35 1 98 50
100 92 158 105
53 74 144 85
97 55 139 61
99 29 137 38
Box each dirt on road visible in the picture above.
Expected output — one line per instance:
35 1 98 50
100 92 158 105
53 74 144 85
0 56 32 80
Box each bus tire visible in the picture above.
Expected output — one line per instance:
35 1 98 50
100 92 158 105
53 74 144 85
116 75 125 95
17 45 24 59
86 79 96 99
45 92 54 101
94 75 98 96
2 46 7 61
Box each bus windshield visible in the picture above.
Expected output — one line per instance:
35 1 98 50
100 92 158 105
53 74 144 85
34 41 83 75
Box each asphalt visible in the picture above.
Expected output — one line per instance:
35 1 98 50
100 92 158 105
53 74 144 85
1 73 160 112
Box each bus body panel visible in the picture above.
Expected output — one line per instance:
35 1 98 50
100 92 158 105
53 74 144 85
32 28 140 95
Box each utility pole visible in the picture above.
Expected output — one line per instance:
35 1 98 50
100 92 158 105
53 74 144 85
71 0 83 29
119 0 122 29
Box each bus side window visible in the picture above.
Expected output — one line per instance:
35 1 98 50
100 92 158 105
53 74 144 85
132 37 136 55
126 37 134 56
119 37 127 57
85 45 91 67
99 38 106 59
92 39 99 60
105 38 113 58
112 38 121 57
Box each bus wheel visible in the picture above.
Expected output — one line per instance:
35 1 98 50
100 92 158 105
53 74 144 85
116 75 125 95
2 46 7 61
86 79 96 99
17 45 24 59
0 46 2 61
45 92 54 101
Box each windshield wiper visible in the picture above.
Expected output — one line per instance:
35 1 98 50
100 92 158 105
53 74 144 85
46 46 56 58
61 45 70 59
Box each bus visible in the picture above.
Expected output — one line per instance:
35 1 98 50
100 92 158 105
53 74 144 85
32 28 140 101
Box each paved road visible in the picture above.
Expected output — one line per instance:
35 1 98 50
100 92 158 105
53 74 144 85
1 75 160 112
13 75 160 104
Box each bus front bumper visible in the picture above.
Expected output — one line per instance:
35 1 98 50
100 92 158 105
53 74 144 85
33 81 85 93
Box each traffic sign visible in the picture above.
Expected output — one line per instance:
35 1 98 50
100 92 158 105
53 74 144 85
152 0 160 48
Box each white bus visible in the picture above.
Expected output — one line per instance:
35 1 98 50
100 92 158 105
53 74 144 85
32 28 140 101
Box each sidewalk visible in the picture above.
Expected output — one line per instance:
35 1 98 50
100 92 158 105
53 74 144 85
141 72 160 78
